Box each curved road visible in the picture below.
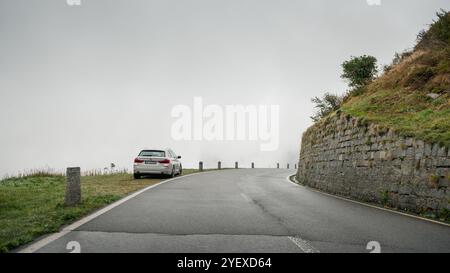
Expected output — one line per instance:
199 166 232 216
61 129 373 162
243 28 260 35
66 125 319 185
32 169 449 253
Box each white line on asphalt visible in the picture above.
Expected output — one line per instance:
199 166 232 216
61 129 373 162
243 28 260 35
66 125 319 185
285 174 450 227
288 236 320 253
240 193 251 202
18 171 210 253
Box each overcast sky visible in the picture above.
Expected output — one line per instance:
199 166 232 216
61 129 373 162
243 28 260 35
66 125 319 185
0 0 448 176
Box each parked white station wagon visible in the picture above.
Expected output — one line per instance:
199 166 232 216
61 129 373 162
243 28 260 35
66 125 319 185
133 149 182 179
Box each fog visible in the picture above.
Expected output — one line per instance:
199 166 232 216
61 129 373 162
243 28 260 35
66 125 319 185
0 0 447 176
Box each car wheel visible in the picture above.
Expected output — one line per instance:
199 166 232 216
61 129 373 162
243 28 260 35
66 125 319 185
178 164 182 175
169 167 175 178
134 173 141 179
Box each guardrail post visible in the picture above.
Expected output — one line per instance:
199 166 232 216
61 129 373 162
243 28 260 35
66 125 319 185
277 163 279 169
218 161 221 170
199 161 203 172
65 167 81 206
251 162 254 168
235 162 238 169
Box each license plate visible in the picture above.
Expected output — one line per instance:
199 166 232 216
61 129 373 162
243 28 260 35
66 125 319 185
145 161 156 164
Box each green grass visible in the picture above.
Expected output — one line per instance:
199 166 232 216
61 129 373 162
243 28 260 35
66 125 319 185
338 12 450 147
341 88 450 147
0 169 202 253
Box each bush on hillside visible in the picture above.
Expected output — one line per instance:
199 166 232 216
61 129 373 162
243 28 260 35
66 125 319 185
341 55 378 90
310 93 342 122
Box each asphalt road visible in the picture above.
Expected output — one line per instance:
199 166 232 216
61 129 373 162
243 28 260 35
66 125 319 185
34 169 449 253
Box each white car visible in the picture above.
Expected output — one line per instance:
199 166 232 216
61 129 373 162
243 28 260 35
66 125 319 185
133 149 182 179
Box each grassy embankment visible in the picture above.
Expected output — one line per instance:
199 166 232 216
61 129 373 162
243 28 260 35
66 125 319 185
341 11 450 147
0 169 201 252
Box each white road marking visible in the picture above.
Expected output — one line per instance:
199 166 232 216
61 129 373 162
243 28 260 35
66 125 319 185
18 171 211 253
240 193 251 202
288 236 320 253
285 174 450 227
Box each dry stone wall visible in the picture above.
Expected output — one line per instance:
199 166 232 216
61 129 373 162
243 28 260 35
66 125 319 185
296 113 450 215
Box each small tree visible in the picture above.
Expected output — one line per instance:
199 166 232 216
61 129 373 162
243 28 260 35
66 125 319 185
341 55 378 89
310 93 342 122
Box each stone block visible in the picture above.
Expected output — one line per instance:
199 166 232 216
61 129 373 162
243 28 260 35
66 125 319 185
65 167 81 206
437 146 447 157
399 185 412 195
405 138 414 147
424 143 432 157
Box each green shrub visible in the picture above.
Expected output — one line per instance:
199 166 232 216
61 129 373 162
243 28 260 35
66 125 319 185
310 93 343 122
380 191 389 206
341 55 378 89
439 208 450 222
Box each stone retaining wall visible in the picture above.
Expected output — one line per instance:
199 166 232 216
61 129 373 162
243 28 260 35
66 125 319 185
296 113 449 215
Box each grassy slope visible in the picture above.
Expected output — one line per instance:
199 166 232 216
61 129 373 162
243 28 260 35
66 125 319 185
341 86 450 146
0 169 199 252
341 13 450 147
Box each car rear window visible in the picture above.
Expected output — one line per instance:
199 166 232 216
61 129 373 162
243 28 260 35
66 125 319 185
139 150 165 157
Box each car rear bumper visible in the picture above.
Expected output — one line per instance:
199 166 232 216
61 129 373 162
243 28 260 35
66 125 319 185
133 164 171 174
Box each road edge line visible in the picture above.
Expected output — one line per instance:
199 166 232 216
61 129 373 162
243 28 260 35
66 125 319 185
285 174 450 228
18 171 212 253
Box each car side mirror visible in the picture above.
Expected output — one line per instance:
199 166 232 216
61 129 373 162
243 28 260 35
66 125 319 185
177 156 181 159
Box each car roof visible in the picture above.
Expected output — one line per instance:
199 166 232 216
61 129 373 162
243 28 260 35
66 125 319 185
140 148 173 152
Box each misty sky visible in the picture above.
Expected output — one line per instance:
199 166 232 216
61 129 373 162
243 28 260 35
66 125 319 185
0 0 448 176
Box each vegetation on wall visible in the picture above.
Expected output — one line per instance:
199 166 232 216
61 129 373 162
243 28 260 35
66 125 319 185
310 10 450 147
310 93 342 122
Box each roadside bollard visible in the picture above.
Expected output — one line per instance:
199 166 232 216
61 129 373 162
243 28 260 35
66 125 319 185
65 167 81 206
251 162 254 168
235 162 238 169
295 164 297 169
277 163 279 169
218 161 221 170
199 161 203 172
287 163 290 169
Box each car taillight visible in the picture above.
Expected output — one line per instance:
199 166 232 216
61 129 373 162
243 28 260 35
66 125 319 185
134 158 144 163
159 159 170 164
